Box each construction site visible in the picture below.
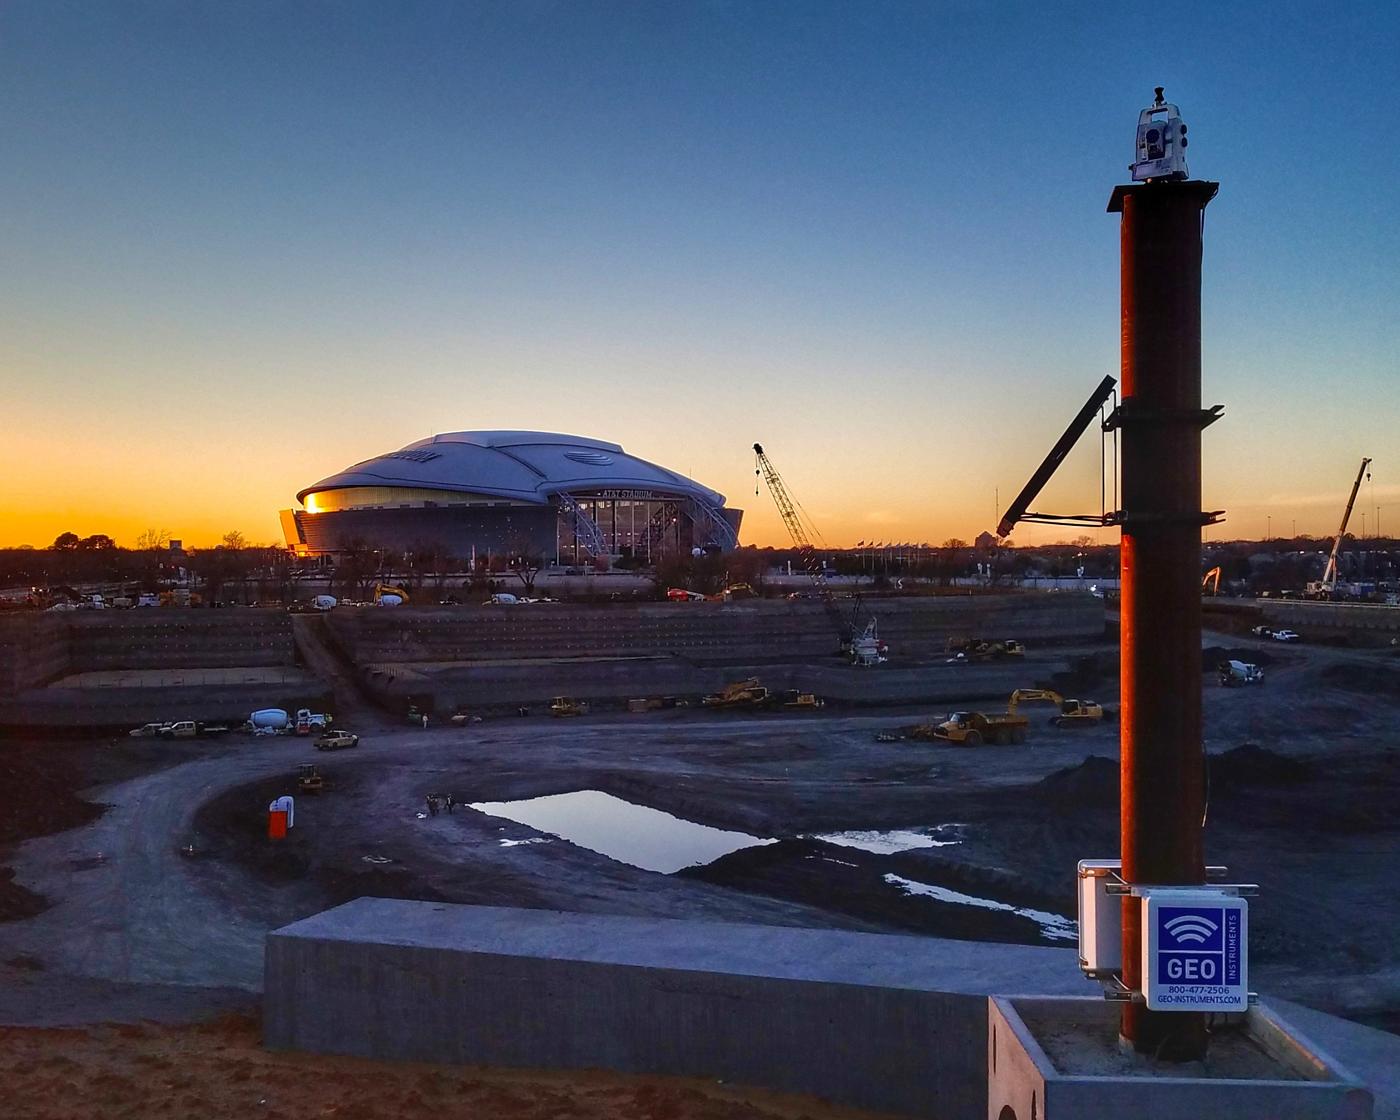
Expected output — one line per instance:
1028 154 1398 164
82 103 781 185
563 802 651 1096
3 37 1400 1118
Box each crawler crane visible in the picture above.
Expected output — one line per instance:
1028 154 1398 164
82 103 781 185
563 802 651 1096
753 443 884 664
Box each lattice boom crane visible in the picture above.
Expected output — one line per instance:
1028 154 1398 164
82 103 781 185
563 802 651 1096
753 443 882 663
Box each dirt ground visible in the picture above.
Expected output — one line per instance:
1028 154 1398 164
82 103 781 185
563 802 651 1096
1 623 1398 1117
0 1014 896 1120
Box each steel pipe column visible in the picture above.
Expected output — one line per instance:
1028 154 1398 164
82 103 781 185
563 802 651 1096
1110 178 1219 1057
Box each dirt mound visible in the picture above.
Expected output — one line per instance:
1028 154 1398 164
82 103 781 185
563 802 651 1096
1319 662 1400 696
1031 755 1119 807
1040 653 1117 695
1202 646 1275 670
0 868 47 921
1210 744 1312 788
0 752 105 846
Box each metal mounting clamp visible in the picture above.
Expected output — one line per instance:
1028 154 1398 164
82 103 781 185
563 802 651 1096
1102 403 1225 432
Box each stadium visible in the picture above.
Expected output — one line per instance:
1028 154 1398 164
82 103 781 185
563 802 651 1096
281 430 742 563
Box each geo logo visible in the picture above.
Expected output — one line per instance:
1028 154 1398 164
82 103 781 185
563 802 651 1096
1163 914 1219 945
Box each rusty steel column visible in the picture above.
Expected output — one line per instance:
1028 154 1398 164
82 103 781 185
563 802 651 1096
1109 178 1218 1058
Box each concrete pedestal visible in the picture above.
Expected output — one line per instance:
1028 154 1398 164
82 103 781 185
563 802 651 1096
987 996 1372 1119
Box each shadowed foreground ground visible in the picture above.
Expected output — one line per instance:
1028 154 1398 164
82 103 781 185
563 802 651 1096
1 1014 899 1120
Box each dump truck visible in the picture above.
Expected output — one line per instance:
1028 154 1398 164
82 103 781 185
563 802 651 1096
1008 688 1113 727
925 710 1029 746
701 678 771 709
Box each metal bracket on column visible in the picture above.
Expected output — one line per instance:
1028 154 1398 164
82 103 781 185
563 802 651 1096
1108 509 1226 529
1102 403 1224 432
1102 974 1141 1003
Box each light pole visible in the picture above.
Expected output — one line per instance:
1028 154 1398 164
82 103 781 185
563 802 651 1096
1266 515 1271 541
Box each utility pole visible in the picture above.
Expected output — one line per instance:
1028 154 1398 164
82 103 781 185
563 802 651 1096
1109 144 1218 1058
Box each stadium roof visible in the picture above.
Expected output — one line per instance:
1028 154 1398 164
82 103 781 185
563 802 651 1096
297 431 727 507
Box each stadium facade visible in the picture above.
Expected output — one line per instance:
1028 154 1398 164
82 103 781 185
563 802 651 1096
281 431 742 563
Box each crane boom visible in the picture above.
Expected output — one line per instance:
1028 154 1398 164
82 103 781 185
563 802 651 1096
753 443 868 655
1321 457 1372 591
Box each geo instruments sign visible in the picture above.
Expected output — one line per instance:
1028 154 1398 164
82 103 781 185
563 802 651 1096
1141 889 1249 1012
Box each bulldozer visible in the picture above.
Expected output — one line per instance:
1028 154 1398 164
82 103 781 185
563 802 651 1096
549 696 591 717
701 677 771 709
297 764 326 794
1008 688 1113 728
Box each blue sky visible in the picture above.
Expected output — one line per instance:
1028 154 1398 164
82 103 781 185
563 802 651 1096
2 1 1396 546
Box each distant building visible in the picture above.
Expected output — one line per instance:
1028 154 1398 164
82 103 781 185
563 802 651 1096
282 430 741 563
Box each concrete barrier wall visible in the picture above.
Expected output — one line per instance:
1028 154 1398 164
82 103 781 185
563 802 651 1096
0 613 69 696
0 610 298 697
63 610 297 672
1263 600 1400 638
328 594 1103 665
265 900 1083 1120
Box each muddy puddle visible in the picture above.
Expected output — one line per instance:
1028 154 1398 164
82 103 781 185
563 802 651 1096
469 790 776 873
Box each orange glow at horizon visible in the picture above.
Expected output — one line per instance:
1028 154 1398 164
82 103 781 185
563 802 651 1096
3 403 1389 553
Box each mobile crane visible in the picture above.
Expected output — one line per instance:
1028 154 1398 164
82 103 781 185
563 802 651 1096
753 443 884 664
1306 457 1372 600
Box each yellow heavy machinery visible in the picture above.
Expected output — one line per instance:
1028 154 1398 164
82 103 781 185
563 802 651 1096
549 696 591 717
375 583 410 605
781 690 825 710
297 764 326 794
702 678 771 709
1008 688 1113 728
919 710 1029 746
1202 567 1222 596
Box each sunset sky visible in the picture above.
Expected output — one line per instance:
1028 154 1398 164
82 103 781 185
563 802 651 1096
1 2 1395 550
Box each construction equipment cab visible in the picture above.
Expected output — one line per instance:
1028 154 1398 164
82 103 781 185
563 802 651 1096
549 697 590 717
1008 689 1112 727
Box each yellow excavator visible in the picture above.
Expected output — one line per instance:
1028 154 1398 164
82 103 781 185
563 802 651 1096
375 583 410 605
702 678 771 709
1008 688 1113 728
1202 567 1222 596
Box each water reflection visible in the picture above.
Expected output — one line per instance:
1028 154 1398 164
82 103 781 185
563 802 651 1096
883 873 1077 942
813 827 962 854
470 790 776 874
